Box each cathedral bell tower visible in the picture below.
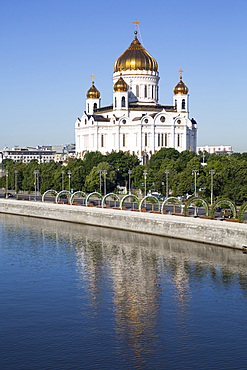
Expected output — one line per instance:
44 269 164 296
173 69 189 114
86 74 101 115
113 75 129 111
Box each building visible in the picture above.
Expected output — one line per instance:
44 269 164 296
75 20 197 164
197 145 233 155
0 144 76 164
0 146 56 164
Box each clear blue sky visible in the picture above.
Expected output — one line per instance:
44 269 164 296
1 0 246 152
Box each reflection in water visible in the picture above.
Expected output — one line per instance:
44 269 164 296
1 214 247 368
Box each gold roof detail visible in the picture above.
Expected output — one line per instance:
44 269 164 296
113 76 129 92
114 21 158 72
173 69 188 95
86 75 100 99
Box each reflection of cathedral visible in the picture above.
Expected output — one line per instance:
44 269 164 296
75 20 197 164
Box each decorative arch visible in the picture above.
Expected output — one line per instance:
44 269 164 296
209 199 237 220
86 192 103 206
55 190 71 204
120 194 140 210
183 196 209 217
238 201 247 223
139 195 160 212
102 193 120 208
42 189 58 202
161 197 183 214
70 191 87 205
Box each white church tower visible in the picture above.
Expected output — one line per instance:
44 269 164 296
173 69 189 115
113 75 129 112
85 74 101 115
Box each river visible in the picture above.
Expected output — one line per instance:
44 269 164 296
1 214 247 369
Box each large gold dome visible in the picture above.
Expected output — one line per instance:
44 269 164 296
114 32 158 72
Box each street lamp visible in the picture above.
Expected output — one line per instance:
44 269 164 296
164 170 169 199
192 170 199 197
143 170 148 196
102 170 107 195
98 170 102 193
128 169 132 194
5 170 8 198
61 170 64 191
192 170 199 216
34 170 39 201
209 170 215 205
14 170 18 194
67 170 72 192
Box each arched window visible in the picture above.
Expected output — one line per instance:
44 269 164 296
177 134 180 147
144 85 147 98
87 103 89 113
182 99 186 110
121 96 126 107
123 134 126 147
115 97 117 108
101 135 104 147
165 133 168 147
152 85 154 99
93 103 97 111
175 100 177 109
136 85 139 97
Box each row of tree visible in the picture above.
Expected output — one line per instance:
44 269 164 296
1 148 247 204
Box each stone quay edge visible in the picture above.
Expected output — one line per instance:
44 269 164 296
0 199 246 250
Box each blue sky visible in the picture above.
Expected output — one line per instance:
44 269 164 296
0 0 247 152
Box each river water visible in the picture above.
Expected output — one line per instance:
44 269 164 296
1 214 247 369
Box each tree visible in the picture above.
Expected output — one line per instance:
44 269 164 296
84 162 116 193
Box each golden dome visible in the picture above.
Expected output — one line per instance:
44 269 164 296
114 31 158 72
113 76 129 92
86 83 100 99
173 69 188 95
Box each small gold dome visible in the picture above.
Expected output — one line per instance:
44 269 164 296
113 76 129 92
86 83 100 99
114 32 158 72
174 69 188 95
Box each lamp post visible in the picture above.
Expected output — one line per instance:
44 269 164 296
34 170 39 201
37 170 39 195
102 170 107 195
164 170 169 199
192 170 199 216
209 170 215 205
192 170 199 197
5 170 8 198
67 170 71 192
143 170 148 197
98 170 102 193
61 170 64 191
14 170 18 194
128 169 132 194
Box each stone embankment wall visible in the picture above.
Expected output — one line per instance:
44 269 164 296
0 199 247 250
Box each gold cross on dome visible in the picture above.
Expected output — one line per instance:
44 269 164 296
179 68 183 79
91 74 95 84
133 18 139 32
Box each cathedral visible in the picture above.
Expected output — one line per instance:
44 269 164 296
75 20 197 164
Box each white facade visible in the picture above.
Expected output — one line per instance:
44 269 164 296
75 28 197 163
